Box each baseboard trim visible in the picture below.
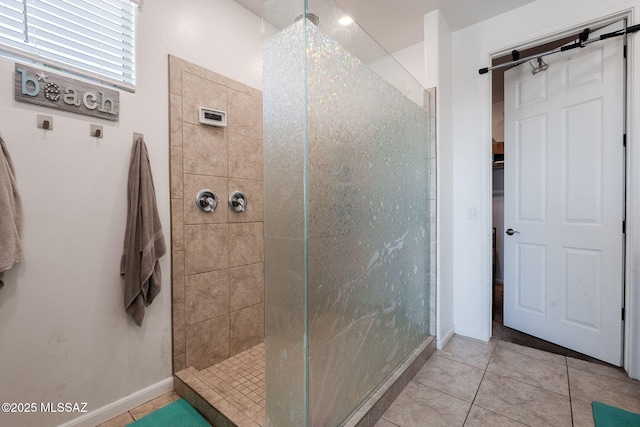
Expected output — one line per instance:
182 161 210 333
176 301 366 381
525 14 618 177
58 377 174 427
437 326 455 350
454 326 491 343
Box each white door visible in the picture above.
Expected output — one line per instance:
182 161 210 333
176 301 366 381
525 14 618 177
503 22 625 365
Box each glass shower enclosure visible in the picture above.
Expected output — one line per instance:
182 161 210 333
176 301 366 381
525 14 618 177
263 0 434 425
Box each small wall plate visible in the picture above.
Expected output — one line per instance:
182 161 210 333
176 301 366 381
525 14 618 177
199 107 227 127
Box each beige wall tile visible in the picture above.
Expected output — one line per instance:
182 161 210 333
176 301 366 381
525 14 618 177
428 116 436 160
230 303 264 355
173 353 186 373
244 86 262 100
170 147 183 199
183 73 228 125
173 302 185 355
185 269 230 325
175 56 206 78
171 198 184 250
186 316 230 370
228 179 264 223
172 250 185 303
206 69 246 93
170 93 183 146
183 122 227 176
229 262 264 311
228 134 263 181
183 175 229 225
229 222 264 267
228 89 263 139
169 55 182 95
170 56 265 373
184 224 229 275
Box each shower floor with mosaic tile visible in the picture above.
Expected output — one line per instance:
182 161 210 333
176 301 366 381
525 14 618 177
175 343 266 426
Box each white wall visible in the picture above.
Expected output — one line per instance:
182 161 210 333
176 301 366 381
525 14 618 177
0 1 262 426
391 41 427 89
424 10 455 349
366 42 426 106
446 0 640 377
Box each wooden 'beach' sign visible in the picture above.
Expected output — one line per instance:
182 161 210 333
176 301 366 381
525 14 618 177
14 63 119 121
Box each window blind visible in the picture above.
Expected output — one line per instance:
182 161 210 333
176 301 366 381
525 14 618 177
0 0 137 90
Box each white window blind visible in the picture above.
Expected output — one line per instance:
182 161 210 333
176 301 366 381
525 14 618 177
0 0 137 90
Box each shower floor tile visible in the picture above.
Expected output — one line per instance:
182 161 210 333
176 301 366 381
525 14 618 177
178 343 266 426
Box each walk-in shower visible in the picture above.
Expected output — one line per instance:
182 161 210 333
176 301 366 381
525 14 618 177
263 0 435 425
171 0 436 425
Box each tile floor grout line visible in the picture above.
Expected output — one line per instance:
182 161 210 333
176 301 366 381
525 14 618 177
485 369 573 399
482 344 573 400
460 337 499 426
495 342 571 368
566 360 575 427
434 352 494 372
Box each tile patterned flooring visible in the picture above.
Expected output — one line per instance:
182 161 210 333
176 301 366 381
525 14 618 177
97 391 180 427
193 343 266 424
100 335 640 427
376 335 640 427
175 343 266 426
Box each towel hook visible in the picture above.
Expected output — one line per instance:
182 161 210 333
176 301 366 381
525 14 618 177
90 124 103 138
37 114 53 130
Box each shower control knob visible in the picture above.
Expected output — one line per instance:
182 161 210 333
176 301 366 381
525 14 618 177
228 191 247 213
195 190 218 213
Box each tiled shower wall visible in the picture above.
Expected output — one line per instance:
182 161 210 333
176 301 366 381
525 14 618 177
169 55 264 372
426 87 437 336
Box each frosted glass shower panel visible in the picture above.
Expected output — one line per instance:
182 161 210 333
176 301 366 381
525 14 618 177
305 25 430 426
263 0 431 425
263 15 308 427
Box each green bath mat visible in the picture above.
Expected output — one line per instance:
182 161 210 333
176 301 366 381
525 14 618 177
129 398 210 427
592 401 640 426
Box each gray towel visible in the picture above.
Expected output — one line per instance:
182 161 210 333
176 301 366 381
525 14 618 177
120 137 166 326
0 137 24 288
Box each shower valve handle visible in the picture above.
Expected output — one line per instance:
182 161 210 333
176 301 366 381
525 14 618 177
228 191 247 213
195 190 218 213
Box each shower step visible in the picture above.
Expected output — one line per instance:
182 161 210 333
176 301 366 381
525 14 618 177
174 337 435 427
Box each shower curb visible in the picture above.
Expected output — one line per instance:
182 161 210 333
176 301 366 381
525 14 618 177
173 369 255 427
174 335 435 427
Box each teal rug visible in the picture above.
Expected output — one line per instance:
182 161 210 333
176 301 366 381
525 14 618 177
592 401 640 427
129 398 210 427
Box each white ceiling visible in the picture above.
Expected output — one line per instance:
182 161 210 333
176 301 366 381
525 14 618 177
235 0 537 53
